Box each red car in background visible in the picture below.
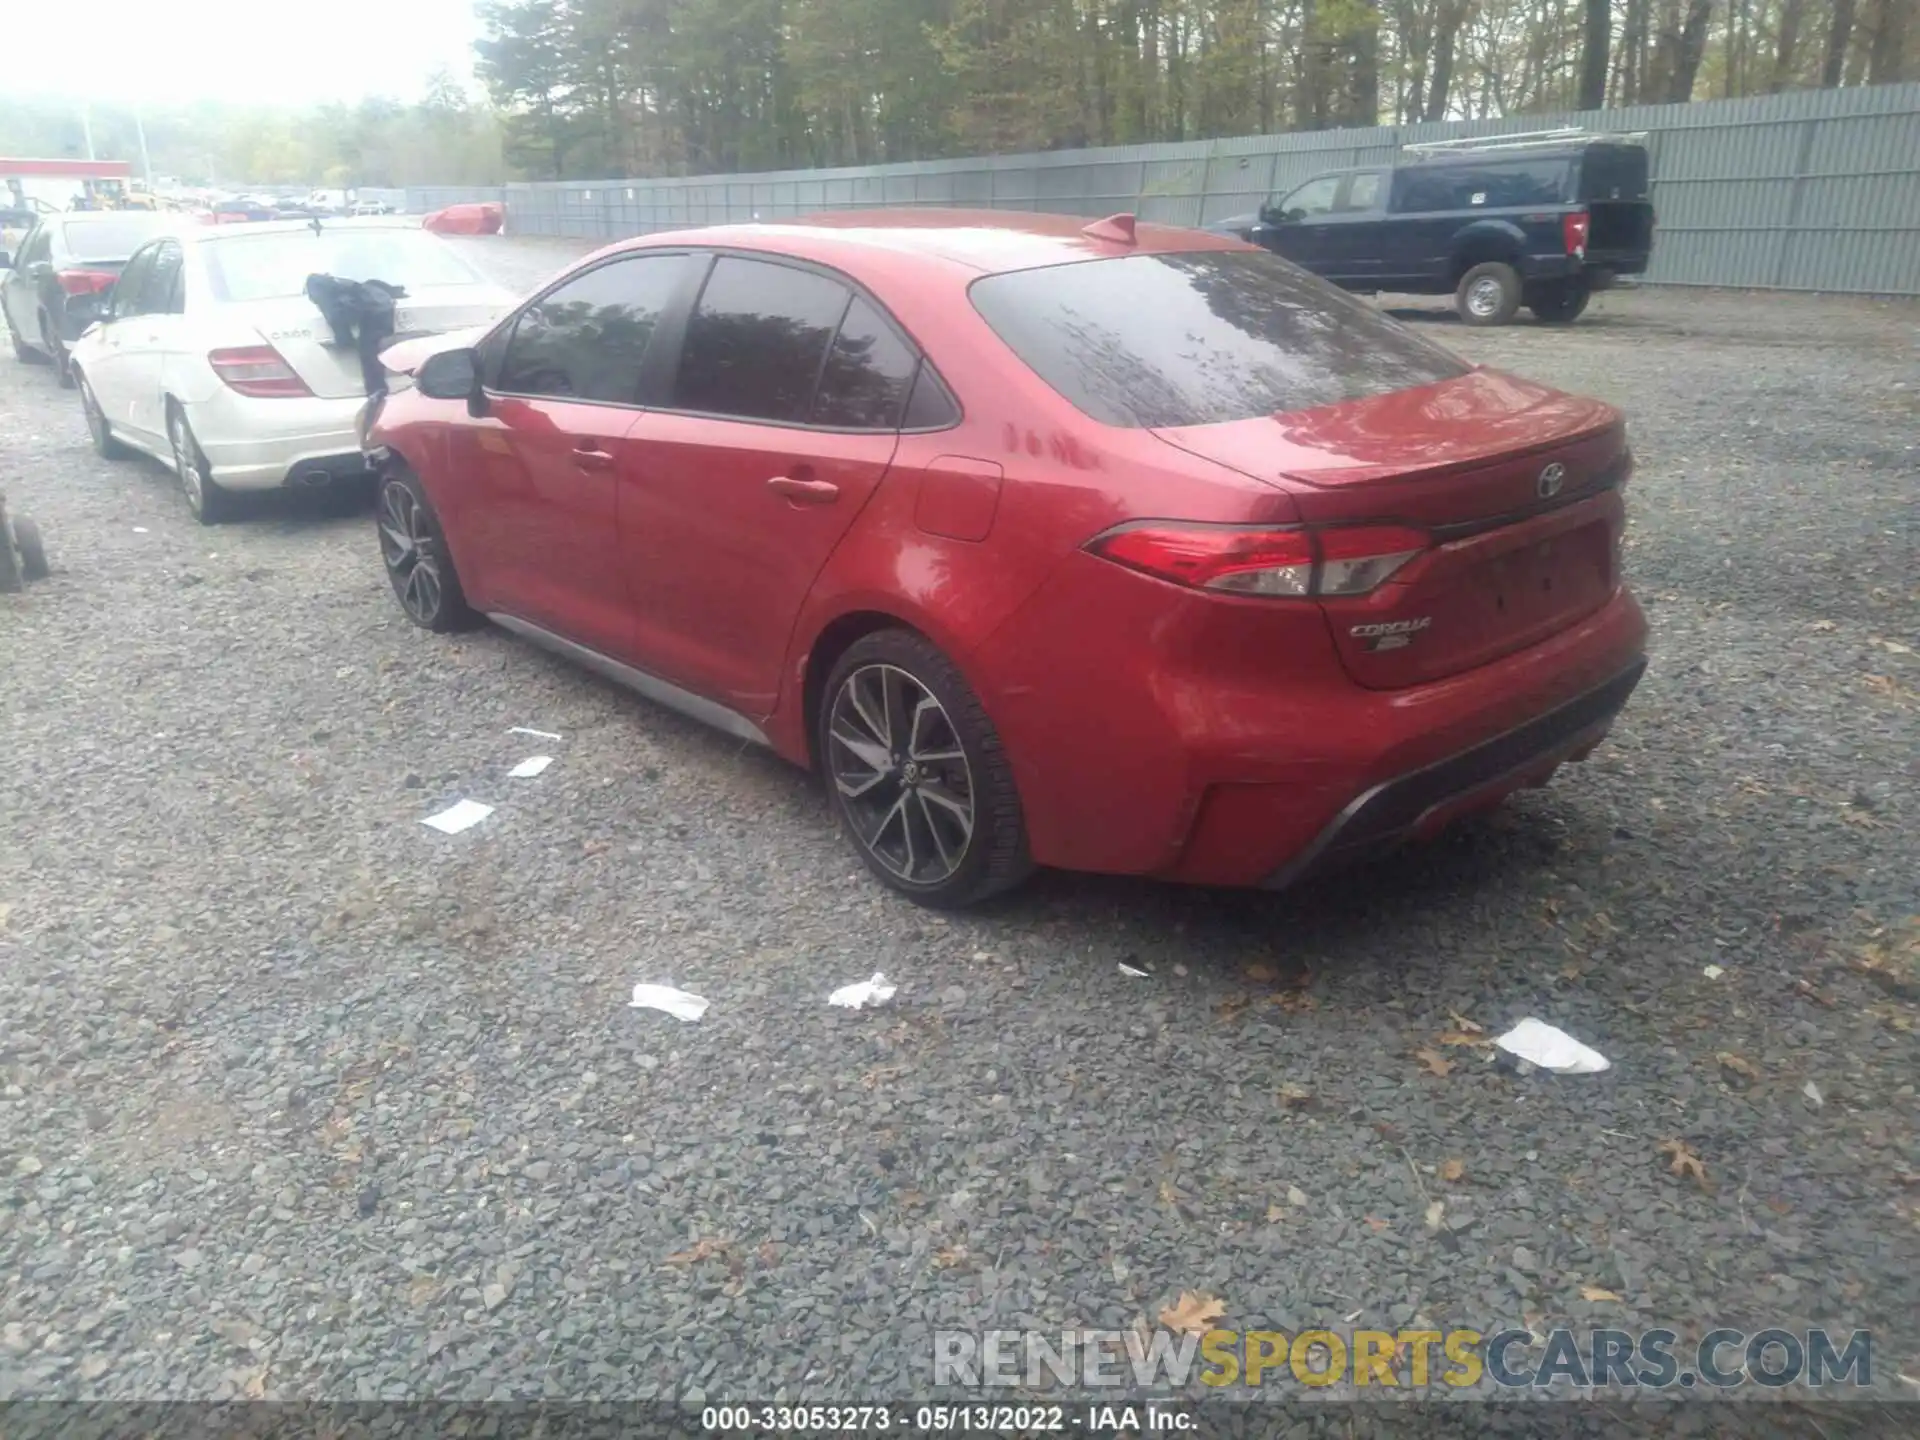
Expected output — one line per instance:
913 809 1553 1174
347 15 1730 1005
365 210 1646 908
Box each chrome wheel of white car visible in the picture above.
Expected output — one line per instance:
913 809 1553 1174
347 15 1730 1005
169 406 232 525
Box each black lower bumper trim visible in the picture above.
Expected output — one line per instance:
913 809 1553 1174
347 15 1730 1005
1265 657 1647 889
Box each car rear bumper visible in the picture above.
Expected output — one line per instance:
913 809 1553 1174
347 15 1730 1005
187 392 370 490
1259 657 1644 889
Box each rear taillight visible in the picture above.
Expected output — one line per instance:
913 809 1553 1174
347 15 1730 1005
56 269 118 297
209 345 312 399
1563 210 1590 258
1087 522 1428 598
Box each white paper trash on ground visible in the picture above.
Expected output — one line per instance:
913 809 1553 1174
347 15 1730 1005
510 727 563 741
421 800 495 835
509 755 554 778
1118 962 1151 978
1495 1018 1610 1074
629 984 710 1022
829 973 897 1010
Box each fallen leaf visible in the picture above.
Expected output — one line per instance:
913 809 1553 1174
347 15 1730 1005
1809 619 1836 632
1437 1030 1492 1048
1157 1178 1189 1211
1364 1215 1391 1233
1716 1051 1761 1082
1424 1201 1445 1233
1266 990 1318 1013
1446 1011 1484 1034
1580 1284 1622 1302
1439 1158 1466 1183
1158 1291 1226 1335
1657 1138 1710 1191
1243 961 1279 982
1286 1185 1308 1208
664 1237 727 1266
931 1244 969 1270
1414 1048 1455 1077
1276 1084 1313 1109
1214 995 1253 1021
1265 1204 1287 1224
0 903 11 929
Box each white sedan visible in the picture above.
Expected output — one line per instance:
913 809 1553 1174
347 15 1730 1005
68 218 514 523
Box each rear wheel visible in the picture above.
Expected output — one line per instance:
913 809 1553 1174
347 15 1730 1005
818 628 1032 909
12 515 48 581
1455 261 1522 326
377 467 477 632
77 371 130 459
169 404 235 525
38 312 73 388
1529 280 1591 323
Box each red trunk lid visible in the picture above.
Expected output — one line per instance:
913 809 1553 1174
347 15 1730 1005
1153 369 1631 689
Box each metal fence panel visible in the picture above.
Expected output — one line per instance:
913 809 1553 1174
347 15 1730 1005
408 82 1920 293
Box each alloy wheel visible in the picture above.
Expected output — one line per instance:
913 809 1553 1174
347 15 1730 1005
81 379 109 448
378 481 444 625
1467 276 1503 318
826 663 975 887
170 411 205 514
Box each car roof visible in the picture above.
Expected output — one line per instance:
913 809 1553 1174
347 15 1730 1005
609 208 1242 277
181 216 433 245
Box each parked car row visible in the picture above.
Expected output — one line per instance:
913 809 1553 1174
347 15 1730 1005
4 199 1648 909
2 214 513 518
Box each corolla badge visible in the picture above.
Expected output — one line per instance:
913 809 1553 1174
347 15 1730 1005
1350 616 1432 652
1537 462 1567 499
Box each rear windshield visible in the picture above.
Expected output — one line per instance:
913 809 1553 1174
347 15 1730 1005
60 217 171 263
1577 144 1650 202
201 228 483 303
969 250 1470 428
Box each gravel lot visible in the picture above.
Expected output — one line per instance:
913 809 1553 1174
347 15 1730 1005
2 237 1916 1429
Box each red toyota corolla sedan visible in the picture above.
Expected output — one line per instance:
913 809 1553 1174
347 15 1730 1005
364 210 1647 908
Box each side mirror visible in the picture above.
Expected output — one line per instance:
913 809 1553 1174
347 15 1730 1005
418 346 490 417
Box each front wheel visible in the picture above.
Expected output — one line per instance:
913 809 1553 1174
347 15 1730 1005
1529 281 1591 323
377 468 477 632
818 629 1032 909
1455 261 1522 326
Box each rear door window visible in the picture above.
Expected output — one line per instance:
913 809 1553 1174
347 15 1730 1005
494 253 690 404
110 248 157 320
811 296 921 429
970 249 1469 428
143 243 185 315
672 257 850 424
1339 172 1386 212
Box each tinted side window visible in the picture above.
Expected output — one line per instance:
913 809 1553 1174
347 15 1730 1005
674 257 850 424
1395 168 1458 213
903 364 961 429
496 254 687 403
143 244 184 315
811 297 918 428
111 249 156 320
971 250 1470 428
18 225 52 266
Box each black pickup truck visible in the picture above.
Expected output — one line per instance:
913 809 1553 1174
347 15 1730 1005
1210 131 1655 325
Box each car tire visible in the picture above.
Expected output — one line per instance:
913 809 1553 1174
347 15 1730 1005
9 323 41 365
1528 281 1591 324
12 514 49 581
1456 261 1523 326
76 371 131 460
817 628 1033 910
168 404 235 525
376 466 478 633
38 313 74 388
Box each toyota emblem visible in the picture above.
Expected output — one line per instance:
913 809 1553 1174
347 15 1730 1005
1536 462 1566 499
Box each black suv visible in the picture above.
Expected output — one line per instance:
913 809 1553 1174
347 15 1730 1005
1211 130 1655 325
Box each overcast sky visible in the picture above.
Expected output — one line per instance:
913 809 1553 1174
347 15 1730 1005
14 0 481 108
